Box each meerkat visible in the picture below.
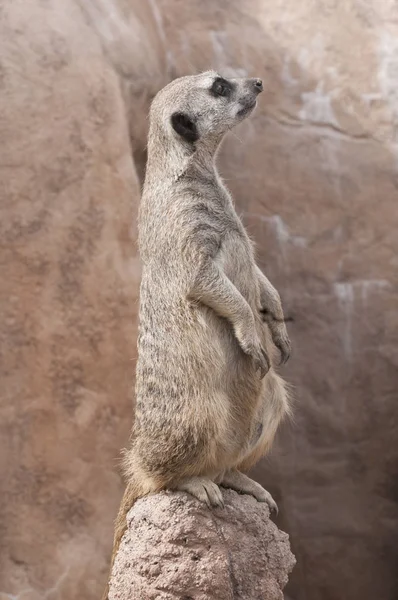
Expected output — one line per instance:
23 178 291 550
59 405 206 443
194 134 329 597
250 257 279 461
102 71 291 599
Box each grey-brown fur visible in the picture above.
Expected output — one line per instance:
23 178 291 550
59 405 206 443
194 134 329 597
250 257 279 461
103 71 291 599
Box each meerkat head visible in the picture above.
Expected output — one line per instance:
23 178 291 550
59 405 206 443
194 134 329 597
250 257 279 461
149 71 263 150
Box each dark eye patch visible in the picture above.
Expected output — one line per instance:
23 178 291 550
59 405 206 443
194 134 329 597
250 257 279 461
210 77 234 98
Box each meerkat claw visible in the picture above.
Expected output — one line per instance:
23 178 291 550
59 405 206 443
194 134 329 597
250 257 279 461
276 339 291 365
253 346 270 378
220 470 278 516
250 486 278 516
260 347 271 376
175 477 224 509
267 495 279 516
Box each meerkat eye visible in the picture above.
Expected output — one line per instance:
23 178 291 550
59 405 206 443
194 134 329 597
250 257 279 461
210 77 232 98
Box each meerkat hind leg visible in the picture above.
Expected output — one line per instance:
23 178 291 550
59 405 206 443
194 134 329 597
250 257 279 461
220 469 278 514
174 476 224 508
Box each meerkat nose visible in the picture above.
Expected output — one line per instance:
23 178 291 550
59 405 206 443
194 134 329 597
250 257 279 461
253 79 263 93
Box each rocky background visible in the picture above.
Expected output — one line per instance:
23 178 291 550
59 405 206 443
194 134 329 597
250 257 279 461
0 1 397 599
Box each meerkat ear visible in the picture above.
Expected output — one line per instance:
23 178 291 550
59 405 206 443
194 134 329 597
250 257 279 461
171 112 199 143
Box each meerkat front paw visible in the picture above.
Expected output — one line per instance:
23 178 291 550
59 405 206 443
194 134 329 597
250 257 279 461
235 324 270 377
271 329 291 365
174 476 225 508
220 470 278 515
260 309 291 365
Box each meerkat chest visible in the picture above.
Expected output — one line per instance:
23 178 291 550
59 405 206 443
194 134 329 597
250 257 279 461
219 227 257 302
210 183 257 287
221 228 253 268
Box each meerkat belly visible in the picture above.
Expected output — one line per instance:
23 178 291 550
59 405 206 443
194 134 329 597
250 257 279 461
136 302 258 467
235 371 291 469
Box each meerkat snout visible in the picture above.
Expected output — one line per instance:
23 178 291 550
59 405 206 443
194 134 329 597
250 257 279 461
236 77 264 118
253 78 263 92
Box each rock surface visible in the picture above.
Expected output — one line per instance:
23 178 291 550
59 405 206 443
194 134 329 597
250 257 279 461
109 490 295 600
1 1 398 600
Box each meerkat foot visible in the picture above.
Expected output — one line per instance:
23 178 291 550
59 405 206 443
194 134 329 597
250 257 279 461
220 470 278 515
174 476 224 508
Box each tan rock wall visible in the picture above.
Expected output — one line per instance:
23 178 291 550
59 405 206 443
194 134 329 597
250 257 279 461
1 1 397 599
0 2 140 598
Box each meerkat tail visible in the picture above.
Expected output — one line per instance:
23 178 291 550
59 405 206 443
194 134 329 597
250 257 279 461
101 479 149 600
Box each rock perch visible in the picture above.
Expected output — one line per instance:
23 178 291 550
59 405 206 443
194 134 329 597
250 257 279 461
108 489 296 600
